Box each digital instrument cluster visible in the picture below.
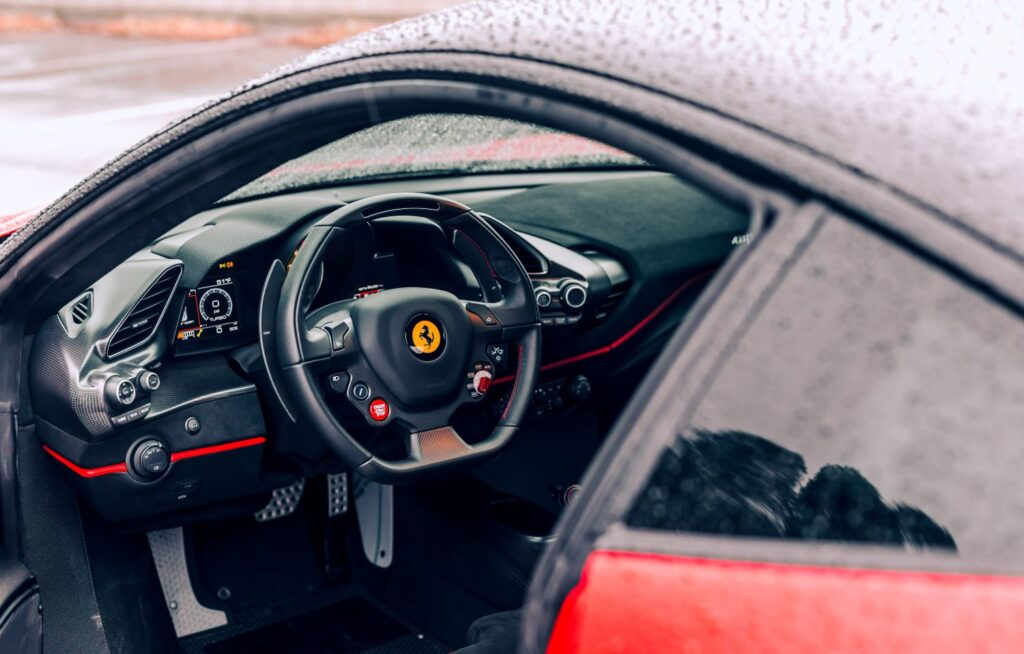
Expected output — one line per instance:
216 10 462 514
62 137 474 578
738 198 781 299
176 274 242 350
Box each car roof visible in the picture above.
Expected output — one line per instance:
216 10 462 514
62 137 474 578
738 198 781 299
274 0 1024 258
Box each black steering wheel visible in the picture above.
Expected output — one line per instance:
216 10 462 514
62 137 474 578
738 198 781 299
272 193 541 483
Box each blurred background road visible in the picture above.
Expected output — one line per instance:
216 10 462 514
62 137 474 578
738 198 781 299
0 1 461 216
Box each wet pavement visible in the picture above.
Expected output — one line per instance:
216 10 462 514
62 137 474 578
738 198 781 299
0 30 308 215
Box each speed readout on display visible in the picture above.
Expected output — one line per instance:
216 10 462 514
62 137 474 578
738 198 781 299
176 276 241 343
199 286 233 322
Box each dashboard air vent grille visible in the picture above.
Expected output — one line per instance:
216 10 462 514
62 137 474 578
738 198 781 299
70 292 92 325
513 244 546 275
107 266 181 357
595 285 629 322
582 250 631 323
480 214 548 275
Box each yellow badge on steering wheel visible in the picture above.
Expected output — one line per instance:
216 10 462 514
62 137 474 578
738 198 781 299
409 318 444 359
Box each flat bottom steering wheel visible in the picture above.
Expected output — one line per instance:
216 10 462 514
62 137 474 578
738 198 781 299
271 193 541 483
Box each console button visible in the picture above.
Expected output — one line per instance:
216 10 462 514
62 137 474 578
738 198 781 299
486 343 507 366
351 382 371 401
368 398 390 422
175 479 201 493
161 479 202 505
327 372 349 395
185 417 201 434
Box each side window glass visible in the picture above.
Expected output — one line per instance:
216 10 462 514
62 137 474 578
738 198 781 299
628 216 1024 566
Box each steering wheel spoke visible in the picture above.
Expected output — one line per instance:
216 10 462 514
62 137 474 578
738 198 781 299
407 426 473 465
306 300 361 369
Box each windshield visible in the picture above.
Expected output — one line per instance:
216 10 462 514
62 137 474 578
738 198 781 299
226 114 646 201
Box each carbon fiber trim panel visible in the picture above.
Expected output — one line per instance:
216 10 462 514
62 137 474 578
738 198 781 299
30 259 183 437
147 355 254 418
409 426 472 465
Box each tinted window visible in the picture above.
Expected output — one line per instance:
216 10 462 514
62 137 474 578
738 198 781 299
629 216 1024 565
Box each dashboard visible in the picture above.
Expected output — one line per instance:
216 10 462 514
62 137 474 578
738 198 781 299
28 171 750 524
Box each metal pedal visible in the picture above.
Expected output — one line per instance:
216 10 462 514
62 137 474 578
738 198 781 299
327 472 348 517
148 527 227 638
354 477 393 568
254 478 305 522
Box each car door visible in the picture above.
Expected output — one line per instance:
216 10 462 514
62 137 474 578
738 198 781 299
522 202 1024 653
0 408 41 652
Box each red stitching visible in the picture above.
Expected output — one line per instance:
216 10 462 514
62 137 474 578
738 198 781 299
501 344 524 420
458 229 498 278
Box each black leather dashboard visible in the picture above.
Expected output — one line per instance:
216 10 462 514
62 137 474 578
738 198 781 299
28 171 749 524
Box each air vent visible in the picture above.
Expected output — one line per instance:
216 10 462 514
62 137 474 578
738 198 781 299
509 240 546 275
595 285 630 322
106 266 181 358
70 292 92 324
582 250 631 323
481 214 548 275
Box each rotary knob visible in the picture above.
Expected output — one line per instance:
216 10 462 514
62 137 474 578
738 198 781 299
566 375 592 402
535 288 553 308
130 439 169 479
105 376 137 408
560 282 588 310
473 369 493 394
137 370 161 392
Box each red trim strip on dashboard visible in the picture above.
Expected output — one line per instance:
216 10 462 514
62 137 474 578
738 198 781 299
494 270 714 384
42 436 267 478
42 445 128 478
170 436 267 462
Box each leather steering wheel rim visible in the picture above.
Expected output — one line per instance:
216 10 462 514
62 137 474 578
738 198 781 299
273 193 541 483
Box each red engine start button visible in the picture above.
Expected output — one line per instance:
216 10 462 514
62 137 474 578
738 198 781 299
368 398 390 422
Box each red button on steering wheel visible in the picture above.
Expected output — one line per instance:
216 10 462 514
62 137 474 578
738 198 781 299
368 398 390 422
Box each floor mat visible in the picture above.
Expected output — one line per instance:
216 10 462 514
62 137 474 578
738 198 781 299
201 597 448 654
